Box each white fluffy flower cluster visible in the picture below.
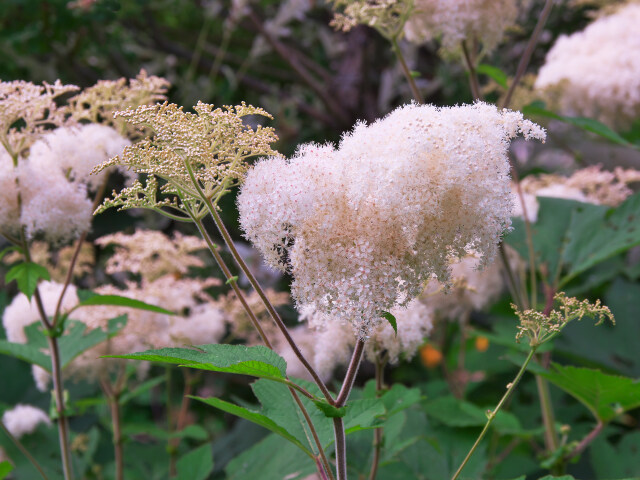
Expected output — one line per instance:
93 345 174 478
535 3 640 129
239 102 545 334
2 404 51 439
0 124 130 243
404 0 519 54
512 166 640 223
283 299 434 380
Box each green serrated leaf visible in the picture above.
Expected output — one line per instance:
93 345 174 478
5 262 50 300
105 344 287 379
225 433 316 480
477 64 508 89
560 192 640 286
312 399 347 418
74 290 174 315
0 339 50 370
541 364 640 423
190 396 313 456
380 311 397 336
59 316 127 368
176 444 214 480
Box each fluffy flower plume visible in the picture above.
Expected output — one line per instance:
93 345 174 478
405 0 518 54
96 229 207 282
535 3 640 129
29 124 131 190
239 102 545 334
329 0 413 39
2 405 51 439
290 299 434 379
423 252 505 321
512 166 640 222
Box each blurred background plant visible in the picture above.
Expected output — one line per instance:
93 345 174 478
1 0 640 479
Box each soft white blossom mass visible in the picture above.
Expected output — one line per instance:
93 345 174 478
239 102 545 334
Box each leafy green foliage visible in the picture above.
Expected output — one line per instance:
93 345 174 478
313 398 347 418
176 444 214 480
506 193 640 287
105 344 288 379
541 364 640 422
0 316 127 371
380 310 398 336
591 431 640 478
5 262 50 300
477 64 508 89
0 461 13 479
523 102 635 148
75 290 174 315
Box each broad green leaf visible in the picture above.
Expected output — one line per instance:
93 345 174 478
561 192 640 285
0 340 50 369
424 396 523 434
591 431 640 478
119 375 165 405
523 103 634 148
556 278 640 377
105 344 287 379
506 194 640 287
59 316 127 368
225 433 316 480
378 384 422 416
5 262 50 300
0 317 127 372
0 461 13 479
190 396 313 456
541 364 640 422
74 290 174 315
506 197 586 285
380 311 397 336
477 64 508 89
176 444 214 480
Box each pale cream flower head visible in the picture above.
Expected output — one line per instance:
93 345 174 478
239 102 545 335
535 2 640 129
404 0 519 55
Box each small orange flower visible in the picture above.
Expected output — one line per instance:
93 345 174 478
475 336 490 352
420 344 443 368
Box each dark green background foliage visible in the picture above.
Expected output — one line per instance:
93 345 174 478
2 1 640 479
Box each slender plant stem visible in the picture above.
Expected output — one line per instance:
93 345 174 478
333 339 367 480
535 374 559 452
191 214 272 348
368 356 386 480
501 0 554 109
19 234 73 480
391 38 424 103
452 347 537 480
336 339 365 407
199 196 334 403
101 380 124 480
47 335 74 480
333 417 347 480
461 41 482 101
53 231 87 326
499 243 526 310
190 211 334 479
0 419 49 480
565 421 604 461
